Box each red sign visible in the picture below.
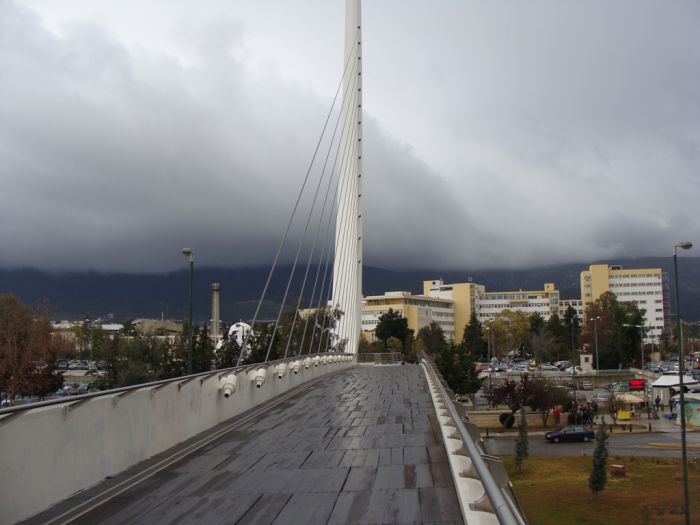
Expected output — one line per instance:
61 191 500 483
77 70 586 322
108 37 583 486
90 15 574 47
628 379 645 391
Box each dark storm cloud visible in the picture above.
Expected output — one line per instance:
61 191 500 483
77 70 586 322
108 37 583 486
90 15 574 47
0 0 472 272
1 0 699 273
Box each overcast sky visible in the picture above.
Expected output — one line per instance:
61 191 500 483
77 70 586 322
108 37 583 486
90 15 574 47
2 0 698 273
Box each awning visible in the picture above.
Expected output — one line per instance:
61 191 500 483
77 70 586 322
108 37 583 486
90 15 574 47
651 374 698 388
614 393 645 404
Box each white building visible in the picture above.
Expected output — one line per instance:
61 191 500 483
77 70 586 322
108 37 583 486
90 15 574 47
580 264 668 342
475 283 561 322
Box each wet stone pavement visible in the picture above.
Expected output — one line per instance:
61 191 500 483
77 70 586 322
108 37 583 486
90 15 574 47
74 365 461 524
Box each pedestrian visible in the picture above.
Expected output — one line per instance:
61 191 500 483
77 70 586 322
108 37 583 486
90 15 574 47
655 395 661 411
553 406 561 426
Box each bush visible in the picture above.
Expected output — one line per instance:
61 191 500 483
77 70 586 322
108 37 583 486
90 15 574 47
499 412 516 428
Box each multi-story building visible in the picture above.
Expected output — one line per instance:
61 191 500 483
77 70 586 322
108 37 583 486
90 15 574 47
424 279 562 335
362 291 455 342
475 283 561 323
560 298 585 320
580 264 667 342
423 279 484 343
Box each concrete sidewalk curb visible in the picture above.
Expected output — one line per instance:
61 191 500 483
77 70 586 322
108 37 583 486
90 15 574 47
482 428 694 439
646 443 700 451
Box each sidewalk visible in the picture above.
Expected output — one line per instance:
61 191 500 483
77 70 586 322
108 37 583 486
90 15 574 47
479 414 694 439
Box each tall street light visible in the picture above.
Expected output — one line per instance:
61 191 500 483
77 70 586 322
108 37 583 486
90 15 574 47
570 317 577 407
673 240 693 525
590 316 601 375
182 248 194 375
624 323 648 417
485 324 492 390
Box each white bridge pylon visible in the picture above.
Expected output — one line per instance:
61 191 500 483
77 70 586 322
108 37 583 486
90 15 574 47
332 0 363 354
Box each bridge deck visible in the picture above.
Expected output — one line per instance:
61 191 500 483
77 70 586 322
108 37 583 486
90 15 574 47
48 365 461 524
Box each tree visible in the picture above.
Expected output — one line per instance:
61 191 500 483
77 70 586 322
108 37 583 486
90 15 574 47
588 421 609 497
121 319 136 337
214 332 241 369
543 313 568 361
411 338 427 360
0 293 62 400
358 338 371 353
486 375 571 427
386 336 403 353
461 312 487 359
487 310 531 361
514 409 529 473
526 380 571 426
581 292 645 368
563 305 581 352
417 322 445 355
435 343 483 403
374 308 411 349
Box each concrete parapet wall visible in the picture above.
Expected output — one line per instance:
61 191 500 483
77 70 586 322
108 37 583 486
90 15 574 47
0 356 355 524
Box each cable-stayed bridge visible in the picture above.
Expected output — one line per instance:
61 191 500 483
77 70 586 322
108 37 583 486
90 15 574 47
0 2 526 524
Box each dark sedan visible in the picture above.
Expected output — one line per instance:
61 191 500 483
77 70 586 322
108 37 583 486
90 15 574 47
545 425 595 443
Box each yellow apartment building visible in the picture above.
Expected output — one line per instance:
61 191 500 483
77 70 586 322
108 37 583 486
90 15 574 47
423 279 484 343
361 291 455 342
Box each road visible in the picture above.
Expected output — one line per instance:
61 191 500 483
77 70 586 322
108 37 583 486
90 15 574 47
485 431 700 458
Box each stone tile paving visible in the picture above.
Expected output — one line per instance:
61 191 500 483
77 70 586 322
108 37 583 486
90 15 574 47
73 365 461 524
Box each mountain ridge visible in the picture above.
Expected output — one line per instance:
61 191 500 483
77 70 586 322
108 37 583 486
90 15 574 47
1 257 698 323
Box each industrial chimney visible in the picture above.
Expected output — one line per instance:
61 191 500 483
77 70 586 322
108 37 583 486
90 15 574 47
211 282 221 341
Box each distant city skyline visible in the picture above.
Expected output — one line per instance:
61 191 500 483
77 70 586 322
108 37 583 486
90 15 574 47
1 0 698 272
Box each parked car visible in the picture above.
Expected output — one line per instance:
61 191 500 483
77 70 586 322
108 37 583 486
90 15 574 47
565 366 583 374
555 361 573 371
545 425 595 443
538 363 559 371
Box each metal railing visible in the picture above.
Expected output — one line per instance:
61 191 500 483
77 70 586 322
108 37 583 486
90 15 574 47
0 352 353 417
356 352 403 365
421 353 528 525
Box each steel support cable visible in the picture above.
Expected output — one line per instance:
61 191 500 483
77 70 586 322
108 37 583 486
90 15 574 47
264 57 362 363
308 44 362 356
284 103 358 359
280 70 359 359
297 80 360 357
339 31 364 355
236 32 359 366
302 92 360 356
306 114 359 355
325 87 361 354
296 120 351 357
316 120 361 355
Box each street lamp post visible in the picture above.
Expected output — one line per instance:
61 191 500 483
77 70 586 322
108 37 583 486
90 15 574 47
485 325 492 390
570 317 577 408
182 248 194 375
590 316 601 375
673 240 693 525
624 322 648 417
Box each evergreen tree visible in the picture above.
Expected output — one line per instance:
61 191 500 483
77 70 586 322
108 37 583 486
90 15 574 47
192 324 214 373
435 343 483 403
462 312 487 359
514 409 529 473
417 321 446 355
374 308 411 349
588 421 609 497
